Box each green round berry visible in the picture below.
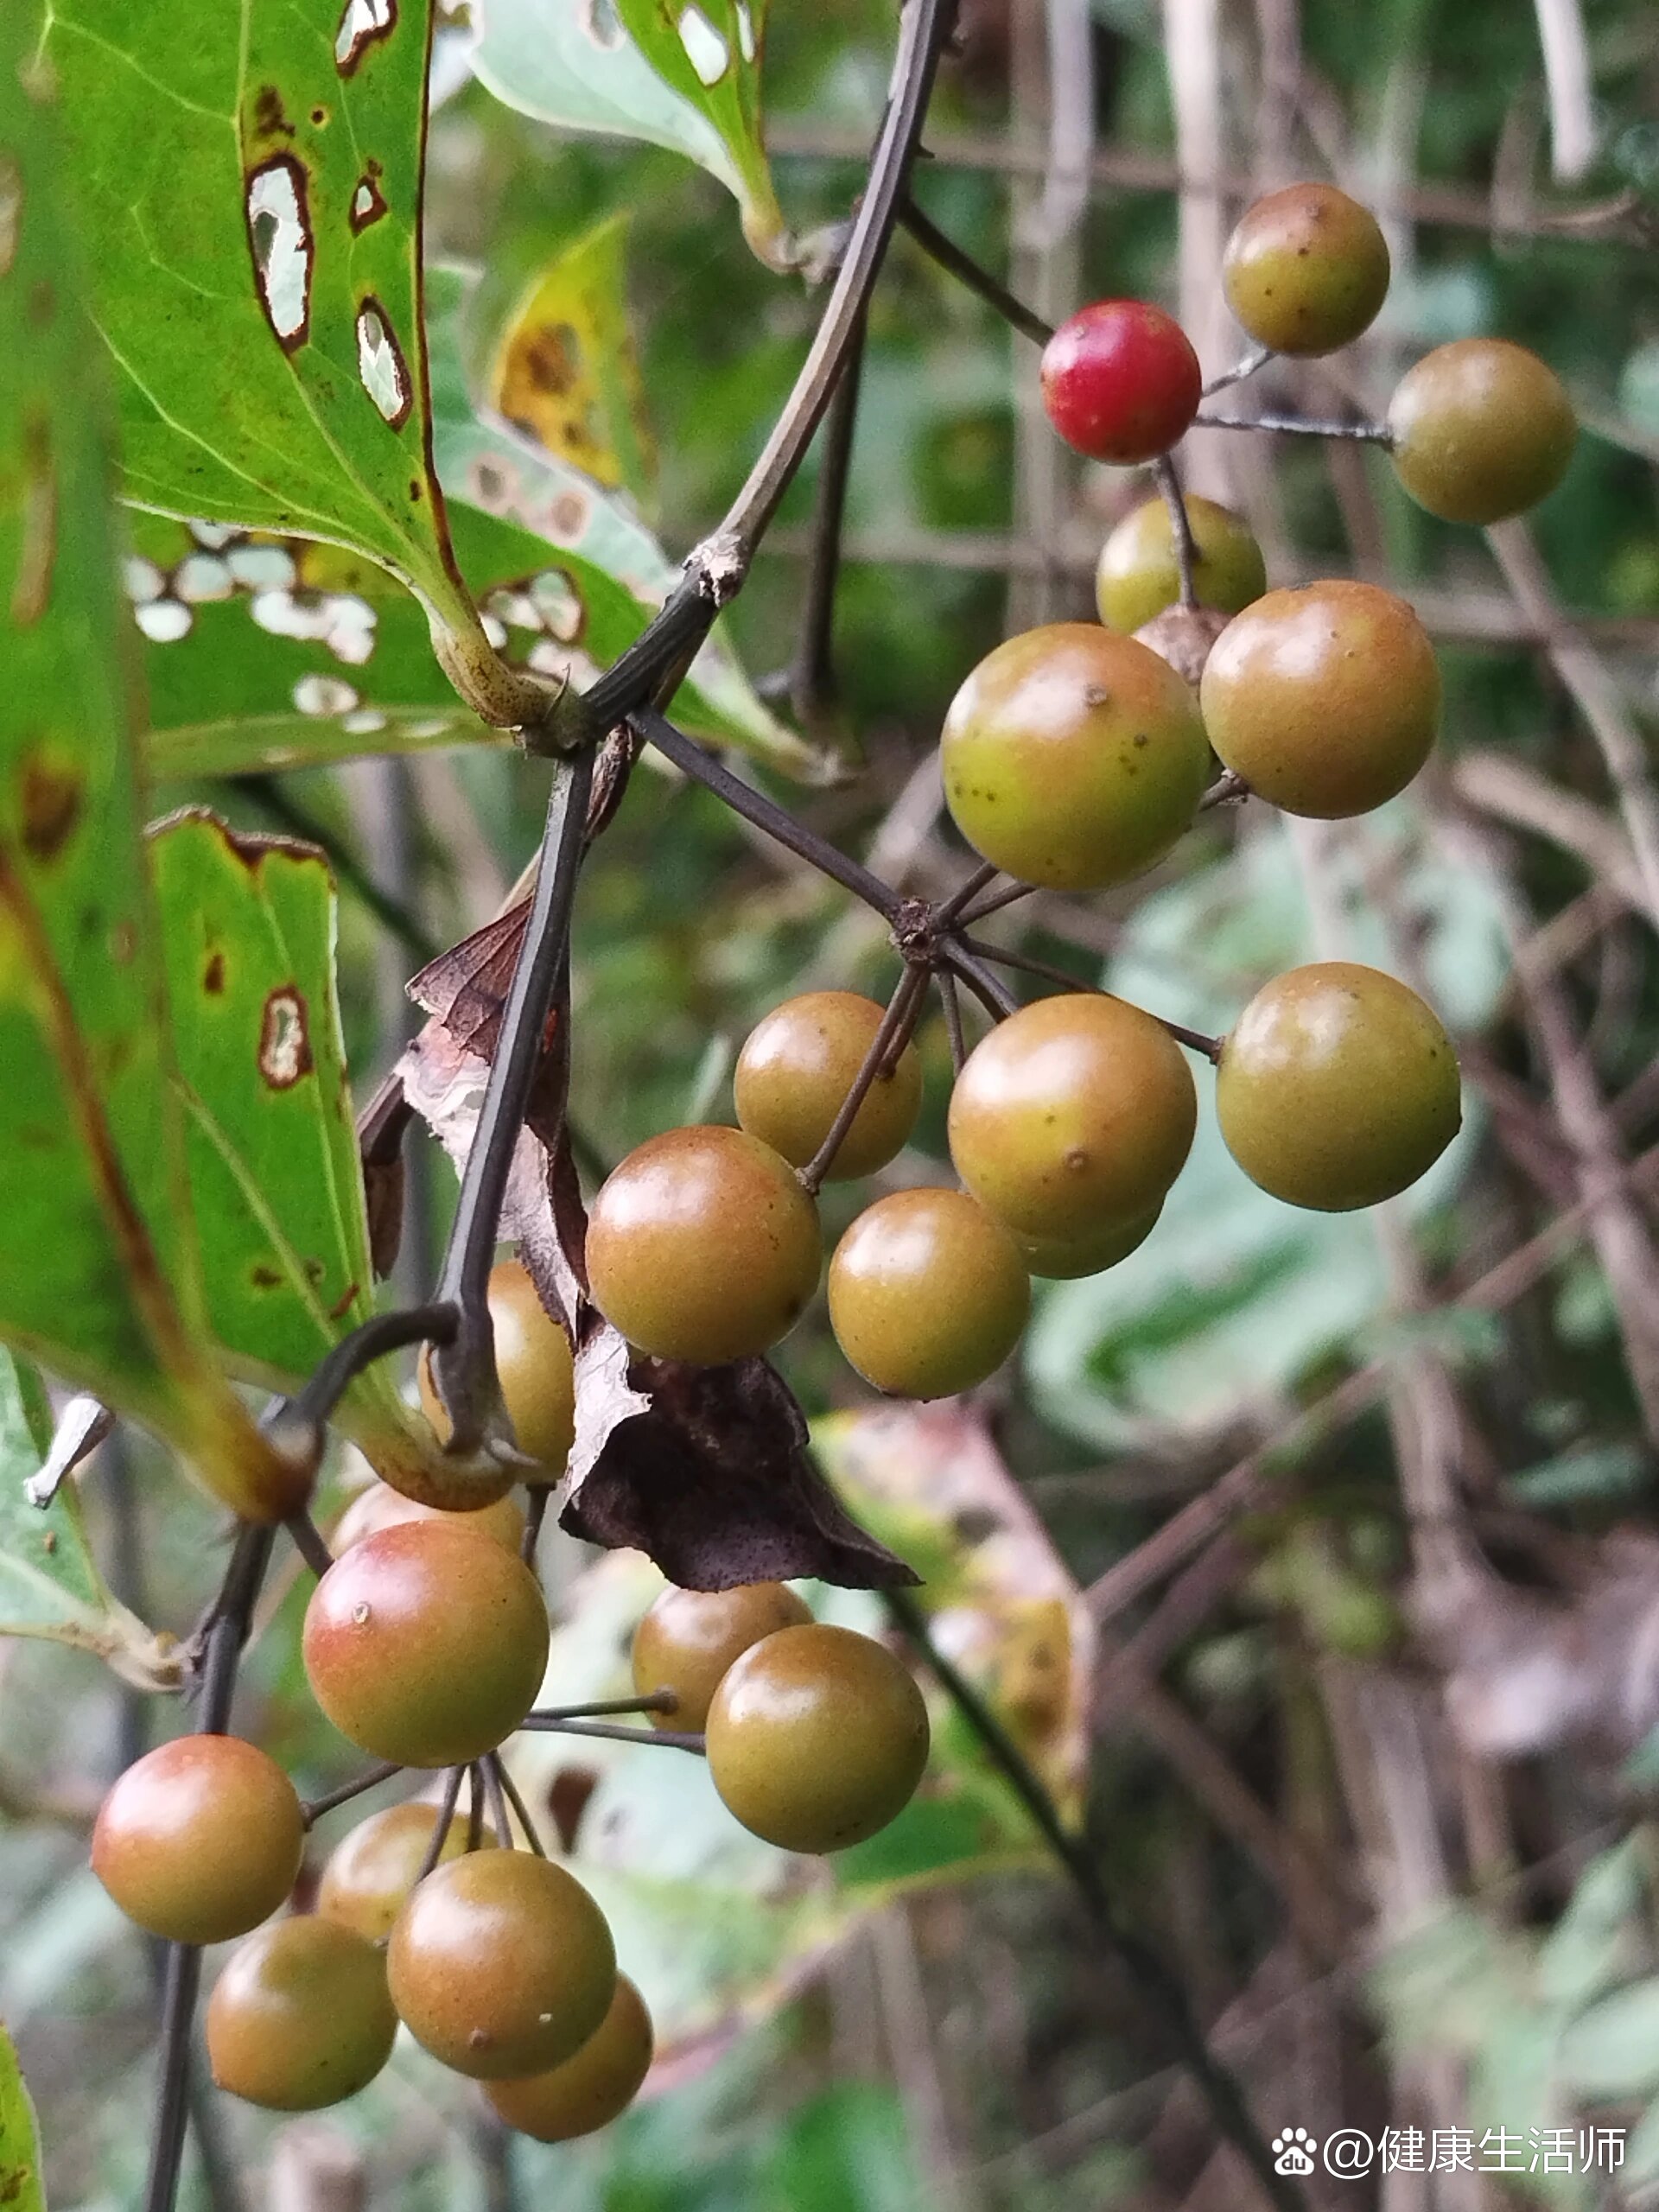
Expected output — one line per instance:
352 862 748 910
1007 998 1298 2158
1096 494 1267 633
1387 339 1576 524
1222 182 1390 356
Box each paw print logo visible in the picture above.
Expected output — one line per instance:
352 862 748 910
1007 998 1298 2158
1273 2128 1318 2176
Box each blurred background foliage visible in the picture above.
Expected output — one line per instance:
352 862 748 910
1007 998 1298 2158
10 0 1659 2202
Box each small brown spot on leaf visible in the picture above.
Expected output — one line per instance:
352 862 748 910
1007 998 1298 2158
203 951 226 994
28 276 50 326
10 414 55 625
41 1529 55 1554
19 753 81 861
0 156 21 277
309 105 329 126
246 157 313 351
251 1264 283 1288
335 0 396 74
349 170 388 232
327 1281 359 1321
252 85 295 140
259 986 313 1088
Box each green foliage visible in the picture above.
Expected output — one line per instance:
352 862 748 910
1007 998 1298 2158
0 2022 45 2212
41 0 488 654
0 21 290 1518
0 1350 172 1687
471 0 790 268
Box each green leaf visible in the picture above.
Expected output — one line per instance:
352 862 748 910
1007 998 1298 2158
43 0 494 660
486 214 657 501
506 1549 1055 2069
1027 809 1507 1450
0 22 296 1521
1539 1837 1649 2009
470 0 792 269
0 2020 45 2212
1560 1980 1659 2099
0 1348 175 1693
149 810 455 1494
131 292 810 780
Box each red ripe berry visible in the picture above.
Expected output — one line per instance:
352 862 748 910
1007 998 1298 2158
1040 301 1202 465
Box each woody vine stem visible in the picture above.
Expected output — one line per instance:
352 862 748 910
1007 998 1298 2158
138 0 1330 2203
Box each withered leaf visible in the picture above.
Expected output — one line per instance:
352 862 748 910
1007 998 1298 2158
560 1353 919 1592
407 897 534 1061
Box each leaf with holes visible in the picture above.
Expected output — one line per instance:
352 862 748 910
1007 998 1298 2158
0 1350 175 1688
429 270 823 778
487 213 656 499
0 2019 44 2212
149 811 462 1501
41 0 500 675
128 449 809 780
0 27 300 1523
470 0 791 270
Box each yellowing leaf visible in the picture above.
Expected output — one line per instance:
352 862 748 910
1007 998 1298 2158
489 217 656 499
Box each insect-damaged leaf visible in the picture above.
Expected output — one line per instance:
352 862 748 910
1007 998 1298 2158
149 810 479 1502
487 215 656 501
0 27 298 1522
0 2019 45 2212
41 0 495 663
0 1349 176 1688
471 0 792 270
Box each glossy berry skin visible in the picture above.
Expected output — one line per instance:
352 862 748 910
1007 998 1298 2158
388 1851 615 2080
586 1126 821 1365
486 1975 654 2142
92 1735 302 1946
1217 963 1461 1211
828 1189 1031 1400
1199 582 1440 818
1039 300 1201 464
1221 182 1389 356
631 1580 812 1732
948 994 1197 1240
207 1916 397 2111
1387 339 1576 524
1096 494 1268 634
941 624 1210 893
317 1801 487 1944
708 1624 929 1853
734 991 923 1181
420 1258 575 1479
1016 1204 1161 1281
335 1478 526 1556
302 1521 550 1768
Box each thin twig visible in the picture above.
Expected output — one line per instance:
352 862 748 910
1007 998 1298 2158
882 1586 1305 2210
488 1757 549 1859
934 858 1001 929
1194 409 1392 442
514 1716 708 1753
897 196 1056 345
789 311 868 724
301 1762 404 1829
1202 343 1272 396
1199 769 1250 811
429 747 595 1453
480 1755 513 1848
144 1525 276 2212
285 1511 334 1580
520 1484 550 1566
944 944 1020 1019
526 1695 678 1722
284 1302 457 1429
414 1765 468 1885
1153 455 1200 611
636 708 901 920
958 935 1224 1060
799 965 928 1192
959 877 1038 925
937 965 968 1073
